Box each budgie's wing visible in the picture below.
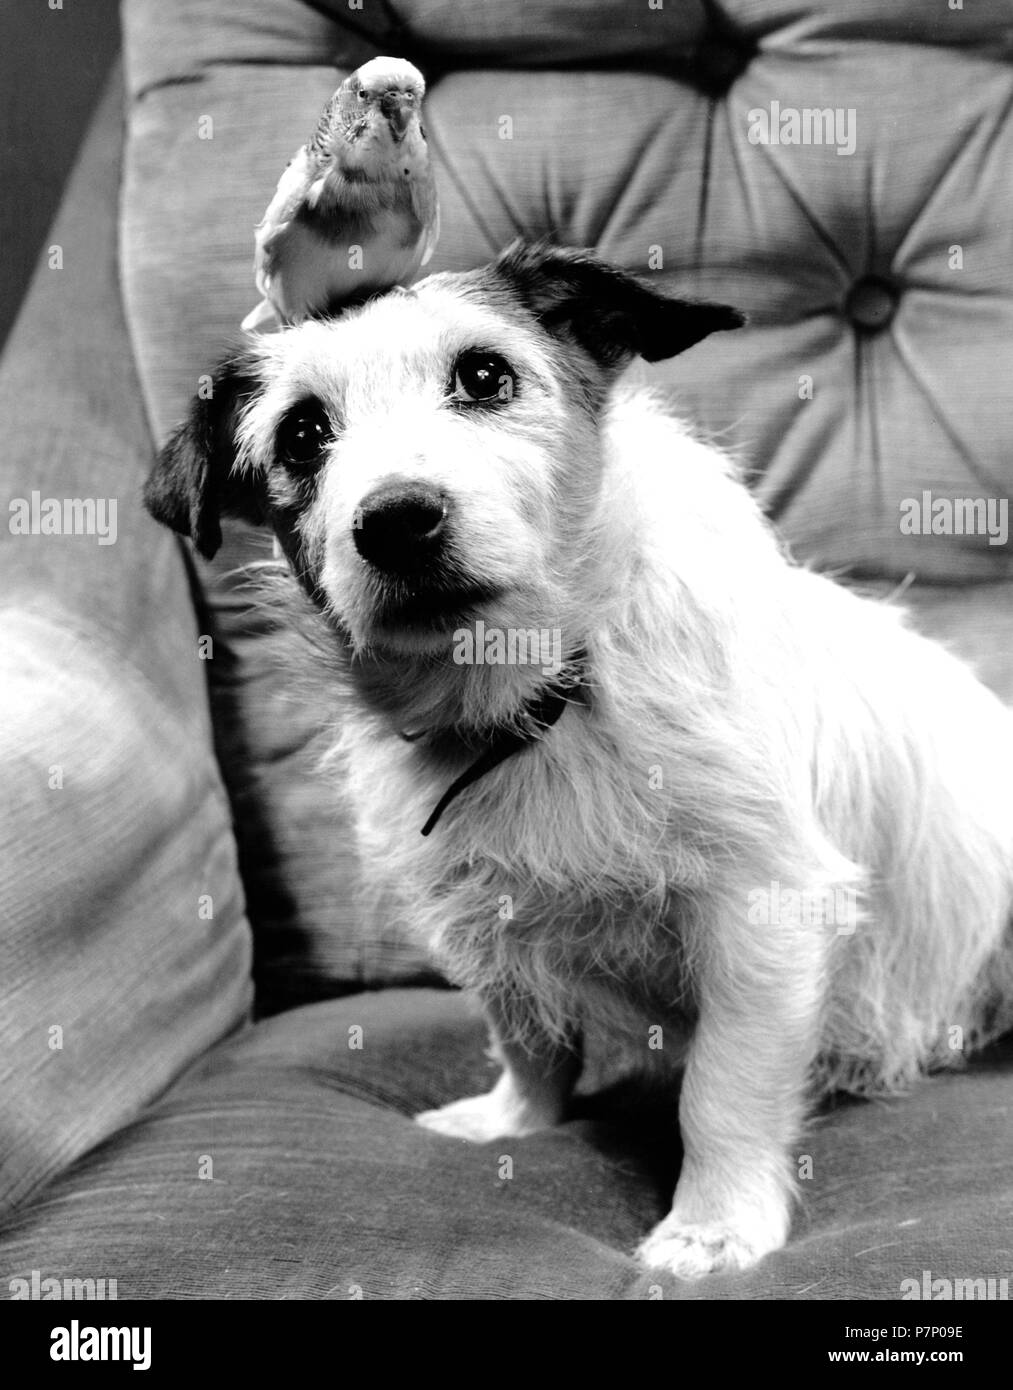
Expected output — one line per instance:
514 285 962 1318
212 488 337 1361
410 167 440 268
253 144 319 297
305 92 341 164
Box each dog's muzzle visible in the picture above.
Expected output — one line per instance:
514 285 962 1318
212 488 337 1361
354 480 449 576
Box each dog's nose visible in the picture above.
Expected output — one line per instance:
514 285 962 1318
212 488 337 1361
353 481 449 574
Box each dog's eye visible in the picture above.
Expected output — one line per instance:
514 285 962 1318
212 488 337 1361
275 401 333 468
451 351 515 405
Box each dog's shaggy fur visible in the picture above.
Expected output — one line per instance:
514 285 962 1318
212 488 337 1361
145 243 1013 1278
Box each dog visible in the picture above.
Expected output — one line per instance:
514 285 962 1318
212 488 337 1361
144 242 1013 1278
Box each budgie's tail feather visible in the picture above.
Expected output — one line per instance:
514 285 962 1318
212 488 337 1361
241 299 282 333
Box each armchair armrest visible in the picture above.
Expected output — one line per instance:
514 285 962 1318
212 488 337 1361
0 68 251 1214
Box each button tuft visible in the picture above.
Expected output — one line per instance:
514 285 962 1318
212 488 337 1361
845 275 899 332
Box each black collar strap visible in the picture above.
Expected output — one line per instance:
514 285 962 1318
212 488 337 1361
418 654 586 837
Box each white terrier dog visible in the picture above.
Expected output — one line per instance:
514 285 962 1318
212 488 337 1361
145 243 1013 1278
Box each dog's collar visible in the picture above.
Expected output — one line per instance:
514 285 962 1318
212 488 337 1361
414 653 586 837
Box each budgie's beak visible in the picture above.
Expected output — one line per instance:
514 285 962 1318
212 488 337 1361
380 90 413 141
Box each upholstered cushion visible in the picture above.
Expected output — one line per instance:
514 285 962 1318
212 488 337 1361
122 0 1013 578
0 989 1009 1299
119 0 1013 1001
0 77 251 1214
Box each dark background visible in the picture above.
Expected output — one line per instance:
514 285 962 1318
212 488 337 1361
0 0 120 349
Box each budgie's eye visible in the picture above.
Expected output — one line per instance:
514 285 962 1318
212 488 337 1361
276 400 333 468
357 88 368 101
451 351 516 405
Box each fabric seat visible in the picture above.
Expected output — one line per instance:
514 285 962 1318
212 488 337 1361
3 989 1010 1299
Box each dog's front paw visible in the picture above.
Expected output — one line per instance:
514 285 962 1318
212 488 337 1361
415 1088 553 1143
635 1211 785 1280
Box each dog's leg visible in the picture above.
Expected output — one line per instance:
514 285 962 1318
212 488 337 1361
636 896 826 1278
415 1007 579 1143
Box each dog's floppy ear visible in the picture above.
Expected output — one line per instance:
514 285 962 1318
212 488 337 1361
494 241 745 368
144 357 265 560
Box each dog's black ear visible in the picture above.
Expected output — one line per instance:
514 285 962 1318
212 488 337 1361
494 241 745 368
144 358 265 560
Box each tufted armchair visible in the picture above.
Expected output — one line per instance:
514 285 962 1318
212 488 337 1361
0 0 1010 1300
